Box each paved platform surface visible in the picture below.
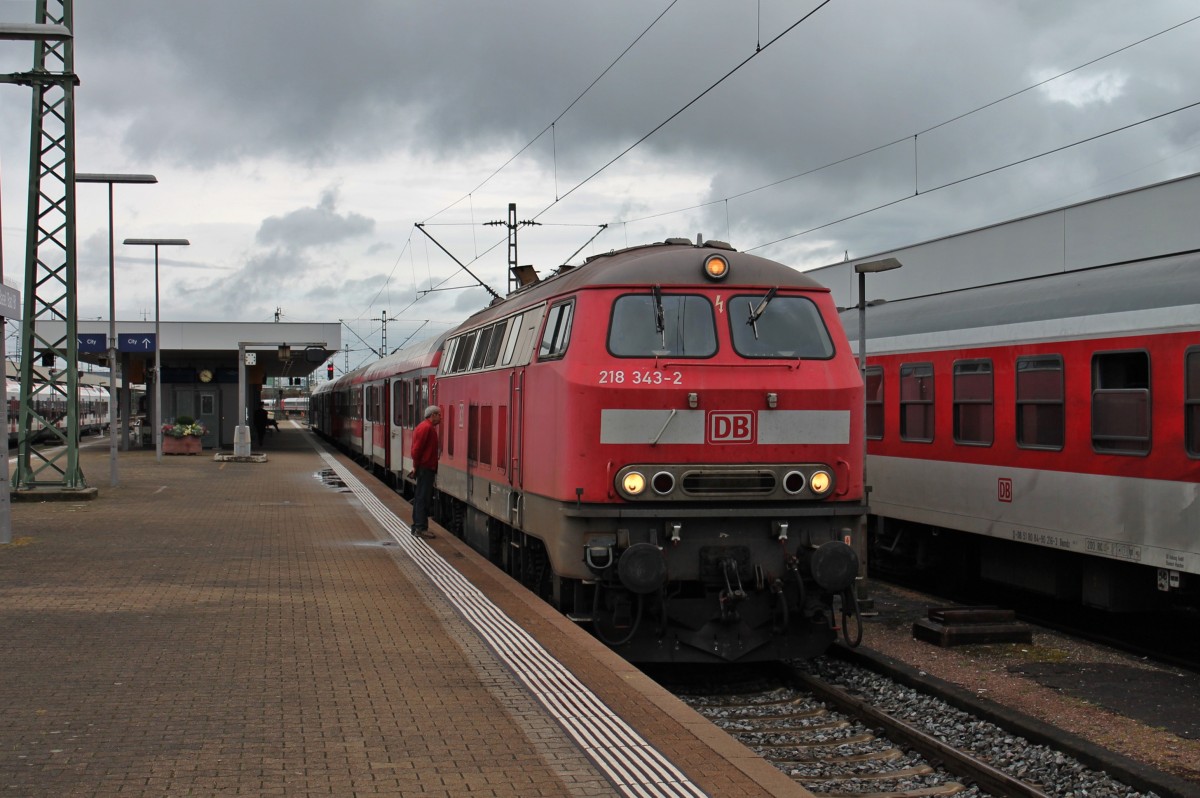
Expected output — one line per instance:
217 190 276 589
0 425 805 797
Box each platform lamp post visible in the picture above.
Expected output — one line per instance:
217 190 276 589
77 173 157 487
122 238 189 462
853 257 902 610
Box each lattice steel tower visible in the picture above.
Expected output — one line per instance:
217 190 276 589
8 0 86 491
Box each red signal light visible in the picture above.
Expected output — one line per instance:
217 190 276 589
326 363 334 380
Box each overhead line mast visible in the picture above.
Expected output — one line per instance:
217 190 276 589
485 203 540 295
1 0 89 494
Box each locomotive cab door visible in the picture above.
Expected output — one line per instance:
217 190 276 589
507 367 525 526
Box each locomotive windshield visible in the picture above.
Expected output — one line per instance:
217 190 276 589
608 293 717 357
729 294 835 359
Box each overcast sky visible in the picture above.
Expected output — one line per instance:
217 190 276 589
2 0 1198 371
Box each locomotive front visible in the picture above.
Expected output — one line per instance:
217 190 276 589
527 241 866 663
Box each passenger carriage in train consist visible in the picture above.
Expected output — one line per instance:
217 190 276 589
852 250 1200 611
5 378 111 444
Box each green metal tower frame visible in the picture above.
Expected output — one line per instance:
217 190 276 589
9 0 84 490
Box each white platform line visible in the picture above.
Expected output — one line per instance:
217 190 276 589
318 451 706 798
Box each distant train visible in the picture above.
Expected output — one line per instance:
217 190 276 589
6 378 111 445
313 239 867 663
850 248 1199 612
262 396 309 420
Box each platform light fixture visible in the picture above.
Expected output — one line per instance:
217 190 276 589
77 173 157 486
852 257 902 607
123 238 190 462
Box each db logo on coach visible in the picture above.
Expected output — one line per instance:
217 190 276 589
708 411 755 444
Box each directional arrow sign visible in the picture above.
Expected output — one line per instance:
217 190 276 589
118 333 156 353
78 334 108 353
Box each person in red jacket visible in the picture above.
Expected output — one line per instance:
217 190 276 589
409 404 441 538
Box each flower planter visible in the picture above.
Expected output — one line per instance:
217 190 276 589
163 435 203 455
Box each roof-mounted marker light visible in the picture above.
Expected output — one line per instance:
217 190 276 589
704 254 729 281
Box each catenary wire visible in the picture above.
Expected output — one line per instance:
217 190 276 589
616 12 1200 228
746 97 1200 253
421 0 682 224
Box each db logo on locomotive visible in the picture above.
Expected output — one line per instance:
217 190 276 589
708 411 755 444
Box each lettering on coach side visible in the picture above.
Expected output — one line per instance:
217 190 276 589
708 411 754 444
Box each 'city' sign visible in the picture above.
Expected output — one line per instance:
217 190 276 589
118 334 156 352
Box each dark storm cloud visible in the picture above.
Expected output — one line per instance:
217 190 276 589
256 189 374 250
10 0 1194 342
70 2 1200 233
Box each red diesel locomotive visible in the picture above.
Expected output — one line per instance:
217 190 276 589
313 239 866 663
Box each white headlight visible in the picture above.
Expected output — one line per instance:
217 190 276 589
621 471 647 496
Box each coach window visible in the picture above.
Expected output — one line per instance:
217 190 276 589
539 300 575 361
729 294 834 359
609 293 716 357
1186 348 1200 457
865 366 884 440
953 360 993 445
1092 350 1150 454
899 363 934 442
1016 355 1064 449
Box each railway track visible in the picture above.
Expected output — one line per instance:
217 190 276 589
669 658 1175 798
679 668 1038 797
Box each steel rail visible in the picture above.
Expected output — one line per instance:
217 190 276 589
791 669 1052 798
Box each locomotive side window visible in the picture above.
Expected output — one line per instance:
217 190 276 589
1016 355 1064 450
470 324 497 370
608 293 715 357
451 330 479 373
729 294 834 359
953 360 993 445
539 300 575 361
865 366 884 440
440 338 459 376
1092 350 1150 454
501 313 524 365
1186 348 1200 457
482 320 507 368
899 363 934 442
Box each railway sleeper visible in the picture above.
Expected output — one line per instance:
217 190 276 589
811 787 966 798
798 765 935 784
750 732 875 749
771 747 905 765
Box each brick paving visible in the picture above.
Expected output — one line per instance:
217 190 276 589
0 425 803 797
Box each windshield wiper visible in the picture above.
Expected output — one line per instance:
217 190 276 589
746 286 778 340
652 284 666 348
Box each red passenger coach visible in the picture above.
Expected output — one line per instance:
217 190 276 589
315 239 868 663
853 250 1200 613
